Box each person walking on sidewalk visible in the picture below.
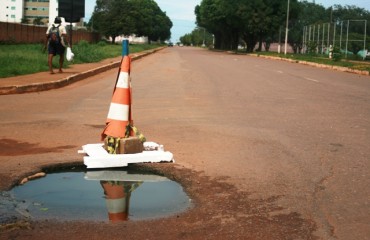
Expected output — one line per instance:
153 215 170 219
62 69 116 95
45 17 68 74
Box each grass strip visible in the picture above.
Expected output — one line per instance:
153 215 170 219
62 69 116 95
255 52 370 73
0 41 163 78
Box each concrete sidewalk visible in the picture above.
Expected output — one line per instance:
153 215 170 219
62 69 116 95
0 47 164 95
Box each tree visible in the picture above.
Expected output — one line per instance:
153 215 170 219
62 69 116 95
179 27 213 46
331 5 370 53
33 17 44 26
180 33 192 46
133 0 172 42
294 3 370 54
21 17 29 24
287 1 327 53
90 0 172 44
195 0 299 52
238 0 269 52
91 0 134 43
194 0 368 53
151 12 172 42
196 0 240 50
257 0 293 52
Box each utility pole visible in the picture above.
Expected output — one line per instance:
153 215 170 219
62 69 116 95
278 26 282 54
69 0 73 48
284 0 290 55
202 27 205 47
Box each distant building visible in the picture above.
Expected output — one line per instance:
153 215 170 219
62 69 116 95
0 0 83 26
48 0 58 24
0 0 23 23
112 35 149 44
24 0 50 24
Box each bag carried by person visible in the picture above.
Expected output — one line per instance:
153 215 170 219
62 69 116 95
66 47 74 61
48 24 61 45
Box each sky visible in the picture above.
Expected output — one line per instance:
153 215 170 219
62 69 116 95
84 0 370 42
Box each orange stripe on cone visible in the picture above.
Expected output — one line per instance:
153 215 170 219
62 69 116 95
101 56 134 140
120 56 130 74
108 212 128 222
111 88 131 105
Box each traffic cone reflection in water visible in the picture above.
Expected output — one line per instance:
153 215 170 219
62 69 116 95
100 181 142 222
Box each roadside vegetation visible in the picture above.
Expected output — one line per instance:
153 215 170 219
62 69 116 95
254 52 370 73
190 1 370 53
0 41 162 78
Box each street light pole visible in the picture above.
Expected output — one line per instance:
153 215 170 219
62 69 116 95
69 0 73 48
202 27 205 47
284 0 290 55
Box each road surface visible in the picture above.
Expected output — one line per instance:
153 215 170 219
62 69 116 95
0 47 369 239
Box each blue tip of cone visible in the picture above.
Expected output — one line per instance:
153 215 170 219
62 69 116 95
122 40 129 56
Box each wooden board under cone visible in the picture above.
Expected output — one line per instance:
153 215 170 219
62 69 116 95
104 137 144 154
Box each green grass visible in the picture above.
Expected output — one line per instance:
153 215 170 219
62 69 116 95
255 52 370 73
0 41 163 78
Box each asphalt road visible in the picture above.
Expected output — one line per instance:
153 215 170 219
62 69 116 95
0 47 369 239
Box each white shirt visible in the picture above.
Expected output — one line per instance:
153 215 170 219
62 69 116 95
46 24 67 35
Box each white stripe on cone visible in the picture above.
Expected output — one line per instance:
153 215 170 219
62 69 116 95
107 103 129 121
106 198 127 213
116 72 129 89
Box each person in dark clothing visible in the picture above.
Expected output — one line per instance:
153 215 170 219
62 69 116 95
45 17 68 74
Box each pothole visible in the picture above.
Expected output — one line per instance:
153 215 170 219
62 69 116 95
0 166 191 223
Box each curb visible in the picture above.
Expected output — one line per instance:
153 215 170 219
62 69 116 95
0 47 166 95
250 54 370 76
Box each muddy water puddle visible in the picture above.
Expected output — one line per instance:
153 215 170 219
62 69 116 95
0 167 191 223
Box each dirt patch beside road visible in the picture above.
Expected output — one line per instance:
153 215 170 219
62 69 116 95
0 138 76 156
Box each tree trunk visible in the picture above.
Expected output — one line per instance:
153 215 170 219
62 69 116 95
111 35 116 44
257 40 262 52
244 33 257 53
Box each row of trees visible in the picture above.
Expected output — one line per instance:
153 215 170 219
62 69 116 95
18 17 46 25
190 0 370 53
179 27 213 47
89 0 172 43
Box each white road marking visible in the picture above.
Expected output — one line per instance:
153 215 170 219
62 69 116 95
304 77 320 83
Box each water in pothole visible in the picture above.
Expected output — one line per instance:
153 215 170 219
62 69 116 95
0 167 191 223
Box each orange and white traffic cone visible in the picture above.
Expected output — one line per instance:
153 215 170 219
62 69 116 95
101 54 134 141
